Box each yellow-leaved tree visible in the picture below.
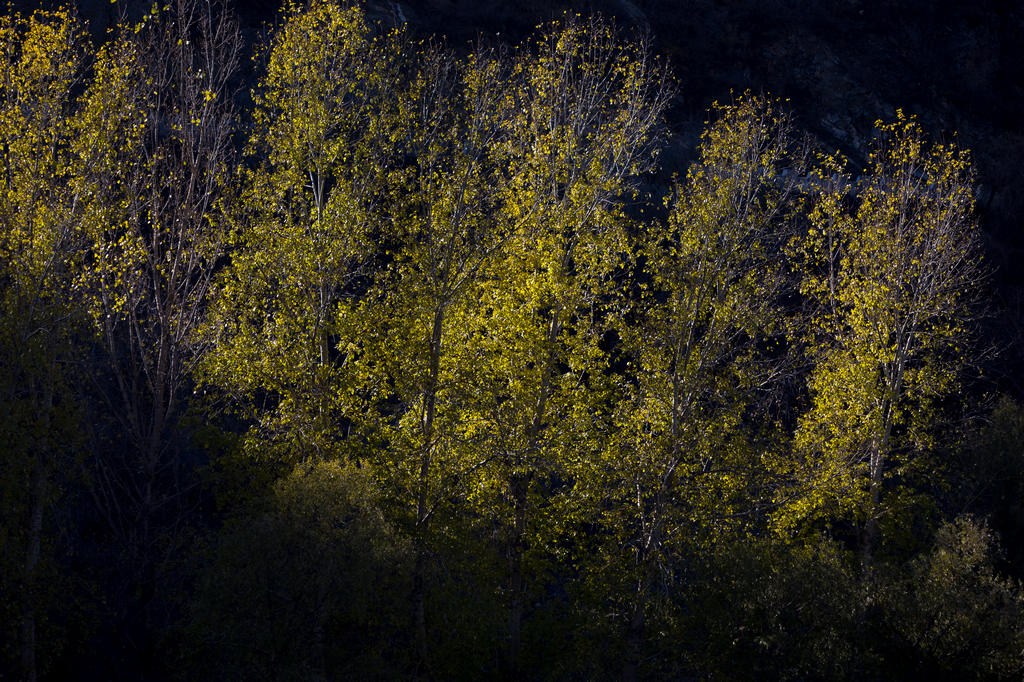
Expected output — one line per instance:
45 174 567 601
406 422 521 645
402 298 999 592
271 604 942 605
464 15 671 675
72 0 241 660
782 113 983 569
361 40 519 673
0 10 89 680
201 0 398 466
602 95 799 680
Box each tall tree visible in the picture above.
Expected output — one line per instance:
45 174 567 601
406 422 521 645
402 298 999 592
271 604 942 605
364 40 517 673
73 0 240 662
201 0 398 466
0 9 88 680
784 113 983 569
602 95 798 680
201 2 411 674
466 15 671 675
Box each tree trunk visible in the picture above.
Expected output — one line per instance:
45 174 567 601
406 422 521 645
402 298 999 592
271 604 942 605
622 595 645 682
413 547 430 677
862 396 893 573
861 447 882 572
506 475 526 679
505 307 562 674
413 303 445 676
21 451 45 682
21 381 52 682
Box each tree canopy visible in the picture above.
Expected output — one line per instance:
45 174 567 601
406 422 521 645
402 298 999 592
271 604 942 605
0 2 1020 680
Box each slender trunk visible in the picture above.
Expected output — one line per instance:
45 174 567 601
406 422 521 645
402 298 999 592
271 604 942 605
862 396 893 573
316 303 330 457
139 444 157 659
412 548 429 676
505 308 563 674
622 356 683 681
862 448 882 572
506 476 526 679
311 569 330 682
625 482 669 682
622 597 645 682
135 360 166 676
21 448 45 682
413 303 445 676
21 381 52 682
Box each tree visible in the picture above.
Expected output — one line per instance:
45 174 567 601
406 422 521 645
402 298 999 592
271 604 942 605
202 0 456 665
201 0 397 467
600 95 798 680
784 113 984 568
72 0 240 663
461 15 671 675
0 10 90 680
183 460 413 681
362 40 517 673
881 516 1024 680
957 397 1024 575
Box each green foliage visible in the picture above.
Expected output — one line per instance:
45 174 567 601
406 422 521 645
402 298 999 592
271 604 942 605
466 18 671 671
878 517 1024 680
364 40 512 527
685 520 1024 681
687 536 864 680
181 460 413 681
957 397 1024 572
576 94 797 671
